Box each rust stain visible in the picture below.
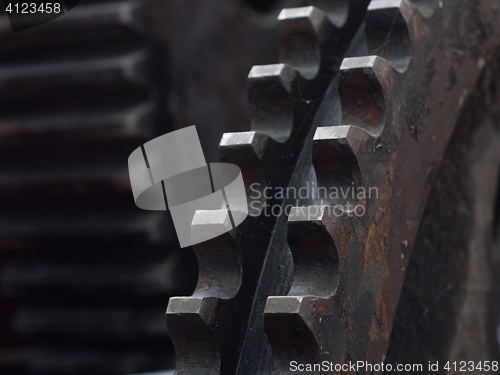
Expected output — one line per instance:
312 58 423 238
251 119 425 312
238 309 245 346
377 287 392 340
411 11 427 38
348 324 355 341
442 11 450 29
361 169 393 267
338 225 351 258
340 69 382 129
340 354 357 375
368 313 382 342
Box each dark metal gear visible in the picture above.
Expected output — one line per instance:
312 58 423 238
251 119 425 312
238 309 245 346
166 0 500 374
0 1 183 373
0 0 299 373
386 45 500 372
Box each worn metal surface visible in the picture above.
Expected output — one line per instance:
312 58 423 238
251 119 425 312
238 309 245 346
166 1 371 374
386 47 500 371
0 0 498 373
166 0 500 373
264 0 500 372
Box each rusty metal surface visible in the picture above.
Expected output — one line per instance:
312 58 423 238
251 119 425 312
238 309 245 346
386 48 500 370
264 0 500 371
0 0 499 373
166 0 500 373
166 0 371 373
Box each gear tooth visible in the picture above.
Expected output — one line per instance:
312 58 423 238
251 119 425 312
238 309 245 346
313 125 370 205
191 210 242 299
166 210 241 375
304 0 350 28
219 131 269 174
277 7 329 81
0 99 158 151
0 47 154 92
166 297 221 374
339 56 395 135
409 0 437 18
264 296 321 373
264 206 347 370
219 131 270 215
365 0 426 72
248 64 297 143
276 2 371 99
287 206 339 298
0 212 172 246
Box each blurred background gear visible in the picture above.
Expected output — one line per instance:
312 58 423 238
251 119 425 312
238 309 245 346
0 0 289 373
0 0 182 373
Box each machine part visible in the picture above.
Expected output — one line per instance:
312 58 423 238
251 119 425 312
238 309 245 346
386 47 500 371
0 1 190 374
167 0 500 374
0 0 498 373
166 0 369 373
147 0 308 161
0 0 319 372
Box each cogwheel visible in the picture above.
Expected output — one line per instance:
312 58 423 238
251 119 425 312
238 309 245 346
167 0 500 374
